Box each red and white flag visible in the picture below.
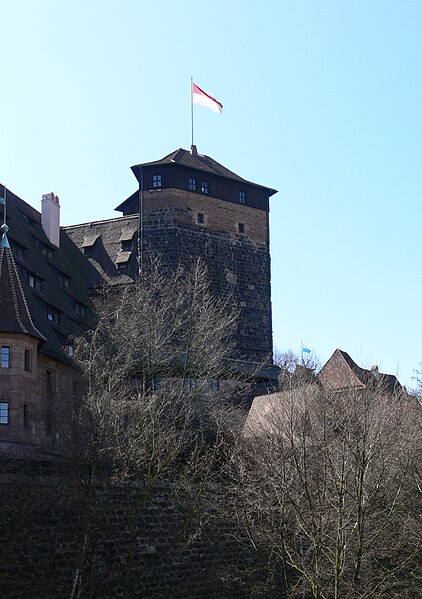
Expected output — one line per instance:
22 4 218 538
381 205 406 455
192 82 223 114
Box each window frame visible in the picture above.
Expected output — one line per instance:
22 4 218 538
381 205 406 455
189 177 197 191
23 404 30 429
0 401 9 425
1 346 10 369
201 180 209 194
239 191 246 204
45 369 55 393
24 348 31 372
152 174 162 188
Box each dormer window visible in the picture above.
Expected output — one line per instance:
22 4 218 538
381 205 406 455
11 241 25 261
201 181 209 194
35 239 54 259
28 273 43 292
46 306 60 324
74 301 88 318
239 191 246 204
152 174 162 188
59 272 70 288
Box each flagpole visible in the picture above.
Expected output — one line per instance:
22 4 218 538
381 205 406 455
190 76 194 147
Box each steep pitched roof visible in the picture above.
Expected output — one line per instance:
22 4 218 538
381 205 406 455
0 184 96 361
0 243 45 341
317 349 402 395
131 147 278 194
64 215 139 287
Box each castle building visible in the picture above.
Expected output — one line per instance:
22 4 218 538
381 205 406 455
0 189 91 456
66 146 278 365
0 147 278 455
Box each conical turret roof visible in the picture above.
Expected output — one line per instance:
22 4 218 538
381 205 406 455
0 238 45 341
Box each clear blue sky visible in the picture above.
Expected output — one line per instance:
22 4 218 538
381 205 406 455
2 1 421 387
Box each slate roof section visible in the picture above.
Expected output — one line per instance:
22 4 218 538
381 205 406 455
317 349 402 395
0 183 96 361
130 147 277 193
0 245 45 340
64 215 139 286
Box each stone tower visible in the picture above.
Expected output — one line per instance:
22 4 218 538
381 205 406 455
115 146 277 366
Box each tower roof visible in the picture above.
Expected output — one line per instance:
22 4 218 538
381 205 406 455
0 244 45 341
130 147 277 195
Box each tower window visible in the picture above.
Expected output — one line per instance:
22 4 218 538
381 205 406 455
152 174 162 188
45 370 55 393
23 404 30 428
24 349 31 372
0 402 9 425
197 213 205 225
239 191 246 204
238 223 245 234
189 177 197 191
1 346 10 369
201 181 209 194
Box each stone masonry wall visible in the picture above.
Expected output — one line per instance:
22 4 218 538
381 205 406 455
136 210 272 363
0 463 261 599
142 188 268 249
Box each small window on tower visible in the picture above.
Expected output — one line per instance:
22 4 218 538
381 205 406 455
1 346 10 369
152 174 162 188
189 177 197 191
0 402 9 425
197 213 205 225
239 191 246 204
201 181 209 194
23 404 30 428
24 349 31 372
45 370 55 393
238 223 245 234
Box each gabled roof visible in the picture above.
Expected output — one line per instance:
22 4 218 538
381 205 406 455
317 349 402 395
131 146 278 195
0 244 45 341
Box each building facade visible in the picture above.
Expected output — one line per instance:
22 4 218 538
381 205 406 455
0 147 278 454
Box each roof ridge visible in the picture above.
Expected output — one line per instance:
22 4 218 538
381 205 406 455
0 247 46 340
64 214 139 230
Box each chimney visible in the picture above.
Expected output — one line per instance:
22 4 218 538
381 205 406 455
370 364 379 378
41 193 60 247
190 144 198 156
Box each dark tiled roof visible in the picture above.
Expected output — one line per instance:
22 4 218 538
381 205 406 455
317 349 402 395
131 147 277 194
0 245 45 340
64 215 139 287
0 184 96 361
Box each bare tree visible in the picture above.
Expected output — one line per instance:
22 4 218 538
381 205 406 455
231 383 422 598
274 349 320 390
68 257 244 598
